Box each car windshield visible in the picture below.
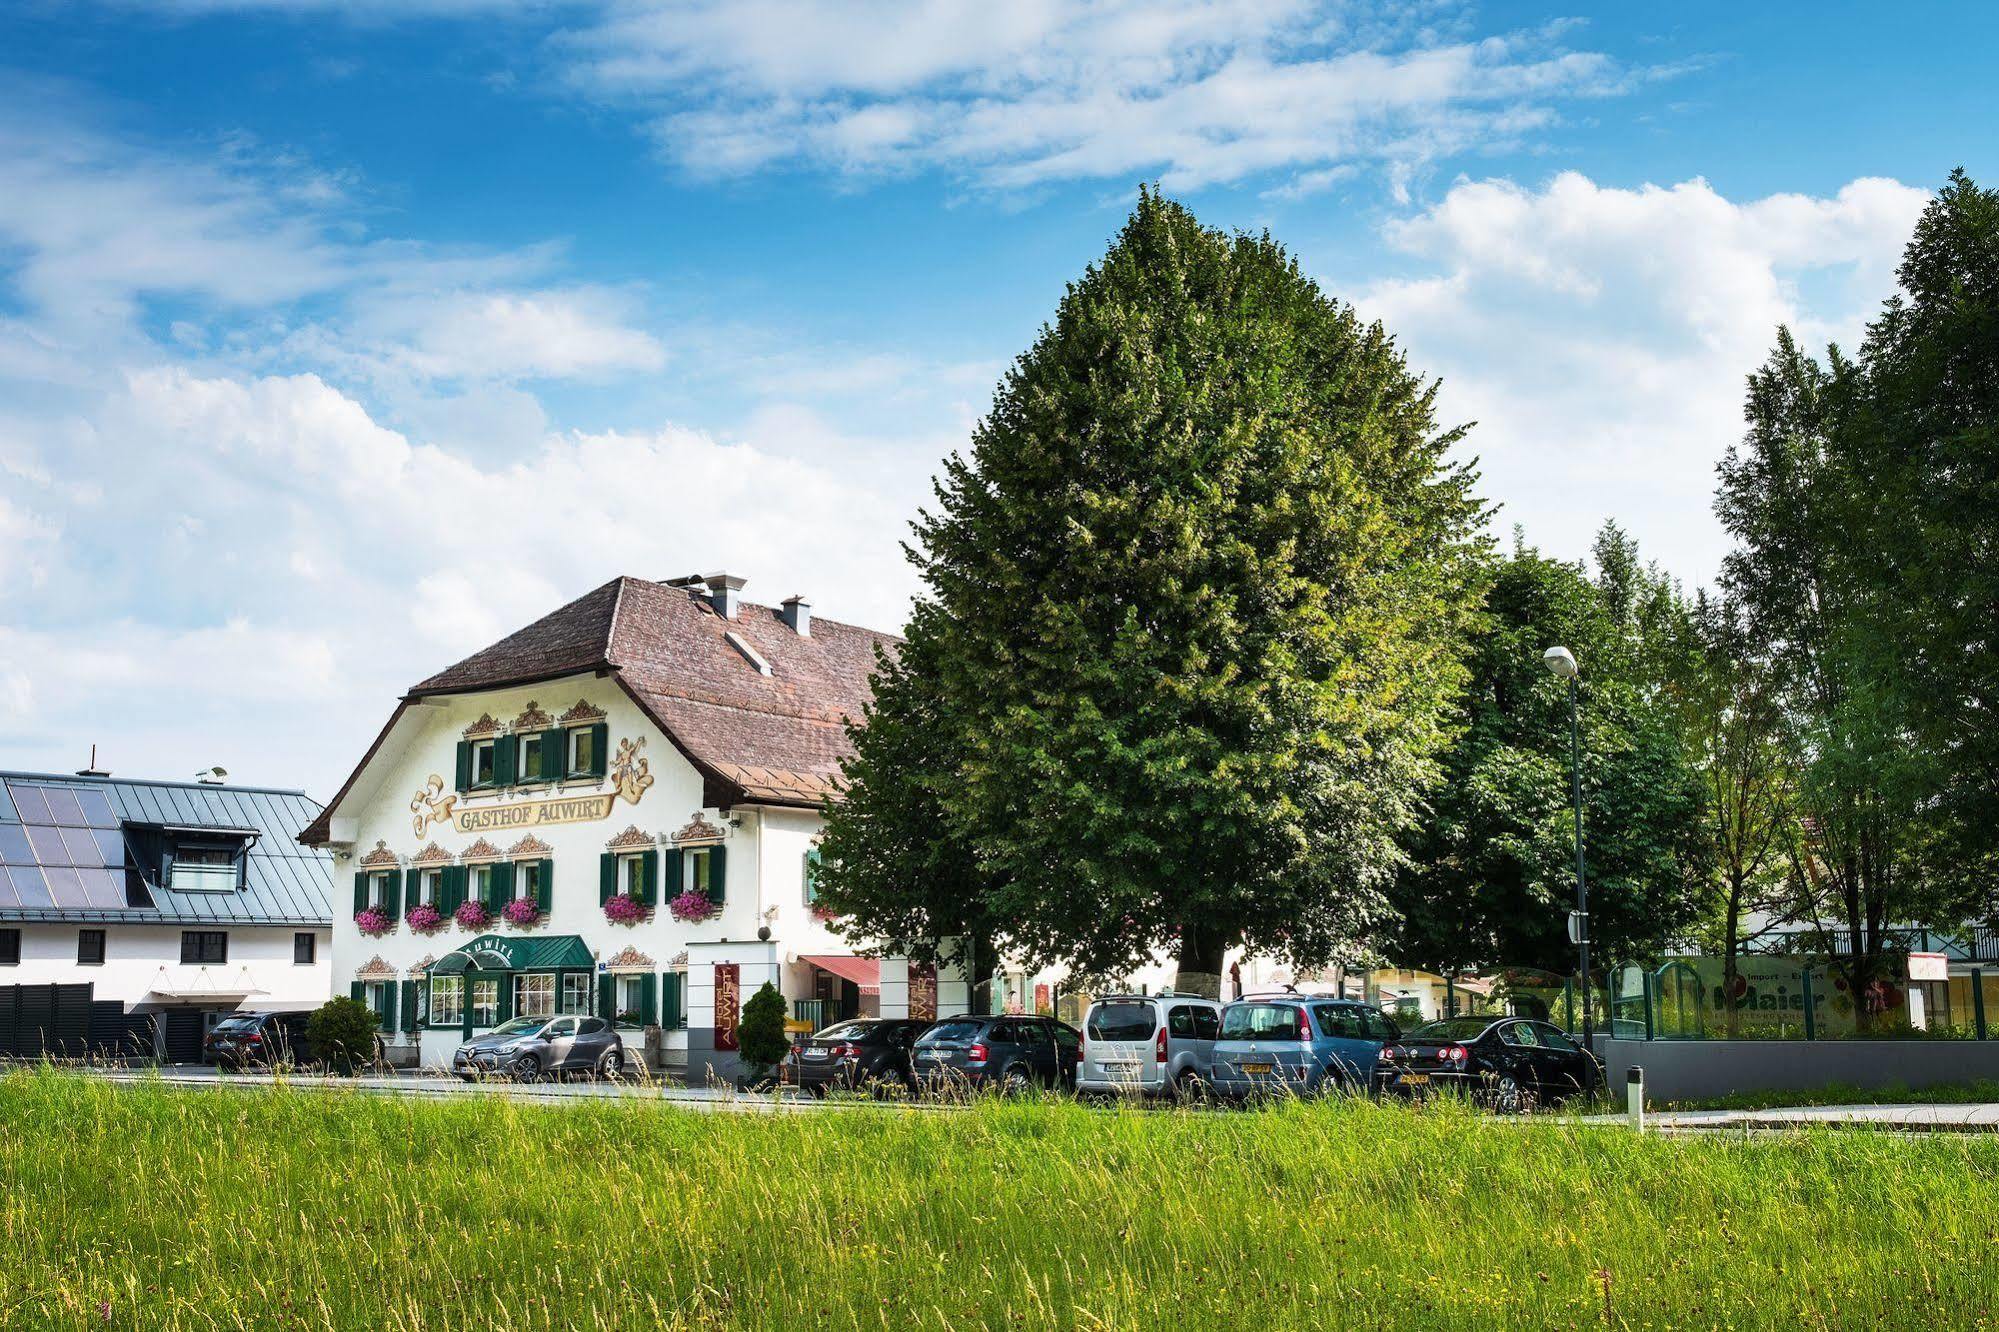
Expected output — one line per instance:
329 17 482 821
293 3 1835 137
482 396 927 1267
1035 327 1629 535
211 1017 259 1033
917 1020 984 1044
1086 1003 1156 1041
1219 1004 1306 1041
490 1018 546 1037
1413 1018 1495 1042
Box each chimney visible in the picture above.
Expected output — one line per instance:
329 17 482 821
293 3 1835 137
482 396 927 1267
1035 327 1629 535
702 571 747 619
195 766 228 785
780 595 812 637
75 744 109 779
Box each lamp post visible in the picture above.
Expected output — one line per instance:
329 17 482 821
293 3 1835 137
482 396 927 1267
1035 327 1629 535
1542 645 1593 1048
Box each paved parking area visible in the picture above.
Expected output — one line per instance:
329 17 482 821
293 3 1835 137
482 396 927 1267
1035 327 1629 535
1588 1101 1999 1134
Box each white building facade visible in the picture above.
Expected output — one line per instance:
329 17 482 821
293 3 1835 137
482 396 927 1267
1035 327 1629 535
303 574 970 1082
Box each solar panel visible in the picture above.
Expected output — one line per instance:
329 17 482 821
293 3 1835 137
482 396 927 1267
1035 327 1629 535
2 781 141 912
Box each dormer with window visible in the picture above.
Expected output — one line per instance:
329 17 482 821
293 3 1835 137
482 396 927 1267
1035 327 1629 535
158 828 255 893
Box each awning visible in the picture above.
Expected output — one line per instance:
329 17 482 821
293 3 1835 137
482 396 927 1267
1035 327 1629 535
147 966 266 999
428 933 594 974
802 954 880 995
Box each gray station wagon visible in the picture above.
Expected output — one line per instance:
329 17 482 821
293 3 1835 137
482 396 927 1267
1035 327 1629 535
1077 993 1221 1099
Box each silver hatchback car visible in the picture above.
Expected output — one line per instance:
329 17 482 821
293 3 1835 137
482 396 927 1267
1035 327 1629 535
1077 992 1221 1099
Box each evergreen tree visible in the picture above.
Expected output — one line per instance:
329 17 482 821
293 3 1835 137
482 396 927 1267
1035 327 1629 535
737 982 790 1077
818 189 1490 991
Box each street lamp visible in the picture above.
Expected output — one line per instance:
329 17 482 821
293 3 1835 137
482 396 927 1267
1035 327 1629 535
1541 645 1593 1049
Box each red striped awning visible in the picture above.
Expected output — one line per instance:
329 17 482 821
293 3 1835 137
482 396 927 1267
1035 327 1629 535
802 954 880 995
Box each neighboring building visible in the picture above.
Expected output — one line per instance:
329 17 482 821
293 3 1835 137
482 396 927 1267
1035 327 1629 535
301 573 972 1083
0 769 334 1060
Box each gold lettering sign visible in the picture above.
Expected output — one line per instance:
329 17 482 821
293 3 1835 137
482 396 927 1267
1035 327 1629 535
452 793 618 834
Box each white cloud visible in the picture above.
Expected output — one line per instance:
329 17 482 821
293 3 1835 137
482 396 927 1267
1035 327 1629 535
1354 171 1930 583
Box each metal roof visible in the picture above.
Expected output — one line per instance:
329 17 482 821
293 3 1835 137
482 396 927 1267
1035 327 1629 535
0 771 332 926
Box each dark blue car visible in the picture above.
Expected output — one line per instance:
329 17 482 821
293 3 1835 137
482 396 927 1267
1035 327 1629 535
1208 996 1401 1099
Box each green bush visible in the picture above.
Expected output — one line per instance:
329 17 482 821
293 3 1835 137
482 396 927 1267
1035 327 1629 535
306 997 378 1073
737 981 789 1075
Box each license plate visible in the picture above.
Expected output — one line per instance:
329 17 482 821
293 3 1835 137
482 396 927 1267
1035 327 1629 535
1240 1062 1273 1075
920 1050 946 1060
1103 1061 1138 1073
1402 1073 1430 1085
803 1050 827 1060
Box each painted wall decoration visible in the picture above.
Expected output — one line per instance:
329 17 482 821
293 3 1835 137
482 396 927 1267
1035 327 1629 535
910 963 937 1022
410 775 457 837
611 736 656 805
714 963 741 1052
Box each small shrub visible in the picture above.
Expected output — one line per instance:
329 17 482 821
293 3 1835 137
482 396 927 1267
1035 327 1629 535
738 981 789 1076
307 997 378 1073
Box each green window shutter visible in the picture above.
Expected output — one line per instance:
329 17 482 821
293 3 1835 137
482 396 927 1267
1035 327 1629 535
382 982 398 1033
662 848 682 902
353 872 367 915
598 973 616 1020
415 980 430 1029
350 981 364 1003
804 847 820 904
540 727 565 777
587 722 609 777
487 863 513 911
385 870 403 920
494 734 516 786
639 973 657 1026
639 848 660 906
536 858 553 913
401 980 417 1034
661 972 684 1030
441 865 462 912
496 977 513 1024
454 741 472 792
600 853 617 904
707 846 727 904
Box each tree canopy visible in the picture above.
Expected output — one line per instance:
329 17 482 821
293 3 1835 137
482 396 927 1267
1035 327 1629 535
816 188 1490 991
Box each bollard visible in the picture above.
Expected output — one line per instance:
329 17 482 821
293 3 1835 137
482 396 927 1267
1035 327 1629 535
1627 1065 1645 1133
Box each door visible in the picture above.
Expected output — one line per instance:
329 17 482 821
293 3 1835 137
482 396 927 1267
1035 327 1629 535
1491 1022 1544 1095
1020 1021 1059 1085
1313 1004 1379 1083
542 1017 579 1069
1529 1022 1593 1098
162 1009 204 1064
1051 1022 1081 1085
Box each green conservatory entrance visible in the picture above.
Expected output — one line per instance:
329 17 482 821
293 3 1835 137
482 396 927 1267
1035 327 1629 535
422 934 596 1040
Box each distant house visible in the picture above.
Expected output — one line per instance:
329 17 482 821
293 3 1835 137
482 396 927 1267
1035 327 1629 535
0 769 334 1060
299 572 974 1082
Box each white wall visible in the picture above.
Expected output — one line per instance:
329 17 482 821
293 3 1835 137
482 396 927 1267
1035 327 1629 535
2 922 331 1012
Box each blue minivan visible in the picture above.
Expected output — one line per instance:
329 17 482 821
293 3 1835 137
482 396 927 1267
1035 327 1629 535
1208 996 1400 1099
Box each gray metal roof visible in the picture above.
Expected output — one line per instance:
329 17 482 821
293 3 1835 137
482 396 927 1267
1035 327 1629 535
0 771 332 926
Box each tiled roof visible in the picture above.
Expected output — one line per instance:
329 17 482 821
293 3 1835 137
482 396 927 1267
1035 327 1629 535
0 771 332 925
300 577 897 843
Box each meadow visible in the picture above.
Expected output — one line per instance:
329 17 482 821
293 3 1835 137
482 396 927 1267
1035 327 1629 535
1 1069 1995 1330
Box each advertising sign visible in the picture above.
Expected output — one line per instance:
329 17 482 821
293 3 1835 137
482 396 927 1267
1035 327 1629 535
909 963 936 1022
1908 952 1949 982
714 963 741 1052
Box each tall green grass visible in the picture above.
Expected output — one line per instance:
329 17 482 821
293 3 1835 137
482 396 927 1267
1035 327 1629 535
1 1068 1994 1329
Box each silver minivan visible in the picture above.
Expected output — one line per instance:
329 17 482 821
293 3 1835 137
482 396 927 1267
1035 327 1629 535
1077 992 1221 1099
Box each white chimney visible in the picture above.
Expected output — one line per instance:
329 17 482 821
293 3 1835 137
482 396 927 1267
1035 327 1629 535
780 595 812 637
703 572 747 619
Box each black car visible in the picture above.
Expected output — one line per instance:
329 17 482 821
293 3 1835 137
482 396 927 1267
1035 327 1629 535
1376 1016 1599 1110
789 1018 930 1096
204 1011 312 1068
911 1014 1082 1094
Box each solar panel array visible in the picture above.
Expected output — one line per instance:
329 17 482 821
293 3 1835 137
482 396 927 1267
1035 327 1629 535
0 781 137 910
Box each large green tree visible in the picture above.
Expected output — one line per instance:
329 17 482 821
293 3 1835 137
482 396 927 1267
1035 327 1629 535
817 189 1490 992
1388 528 1707 975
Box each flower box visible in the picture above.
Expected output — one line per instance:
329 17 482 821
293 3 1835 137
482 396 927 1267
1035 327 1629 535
453 901 491 931
500 897 543 928
405 903 447 935
667 889 720 923
603 893 651 926
354 906 393 937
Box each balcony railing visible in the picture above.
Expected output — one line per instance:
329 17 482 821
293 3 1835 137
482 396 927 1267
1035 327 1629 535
793 999 838 1032
1745 926 1998 964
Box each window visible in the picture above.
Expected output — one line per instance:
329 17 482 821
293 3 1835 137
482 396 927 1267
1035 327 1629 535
0 928 17 965
617 975 646 1022
470 978 498 1027
579 1017 609 1036
686 847 717 898
1315 1005 1363 1039
1168 1005 1196 1037
621 854 644 897
1191 1008 1219 1041
168 839 241 893
180 931 228 965
368 873 389 908
1536 1024 1582 1053
418 869 442 906
545 1016 577 1037
803 847 821 904
516 861 539 902
1362 1010 1400 1041
77 929 105 965
1218 1004 1305 1041
471 739 497 786
561 973 591 1015
513 973 555 1019
293 932 316 965
568 727 597 777
431 975 465 1025
473 864 493 902
367 981 391 1022
518 734 544 782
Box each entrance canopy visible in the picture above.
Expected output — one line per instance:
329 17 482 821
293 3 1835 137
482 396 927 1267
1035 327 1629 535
802 954 880 996
429 933 593 974
147 967 265 999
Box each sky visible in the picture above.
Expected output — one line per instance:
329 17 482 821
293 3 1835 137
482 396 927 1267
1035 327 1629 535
0 0 1993 798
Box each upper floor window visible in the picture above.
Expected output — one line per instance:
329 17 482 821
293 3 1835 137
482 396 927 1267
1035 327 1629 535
568 726 598 778
368 872 390 908
167 835 247 893
293 932 316 965
180 930 228 965
803 847 822 905
684 846 725 904
77 929 105 965
470 738 497 787
517 861 542 902
417 868 442 907
518 733 545 782
0 928 18 966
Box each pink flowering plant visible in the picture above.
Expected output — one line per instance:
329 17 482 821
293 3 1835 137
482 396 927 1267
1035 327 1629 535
809 903 839 924
667 889 719 923
453 899 490 930
500 897 542 927
405 903 447 935
353 906 393 937
603 893 650 926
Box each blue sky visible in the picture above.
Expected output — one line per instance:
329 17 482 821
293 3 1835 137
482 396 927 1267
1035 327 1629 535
1 0 1993 794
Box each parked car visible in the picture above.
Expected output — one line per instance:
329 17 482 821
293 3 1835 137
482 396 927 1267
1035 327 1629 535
911 1014 1081 1094
1375 1016 1598 1110
204 1011 312 1068
1208 996 1400 1100
789 1018 931 1096
1077 993 1221 1100
452 1015 625 1081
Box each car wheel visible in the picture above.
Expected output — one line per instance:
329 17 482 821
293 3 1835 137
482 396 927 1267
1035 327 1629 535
511 1053 543 1083
597 1048 624 1081
1484 1074 1533 1115
999 1065 1033 1096
1174 1069 1212 1106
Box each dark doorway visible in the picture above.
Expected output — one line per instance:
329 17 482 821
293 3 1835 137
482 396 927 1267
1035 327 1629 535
161 1009 205 1063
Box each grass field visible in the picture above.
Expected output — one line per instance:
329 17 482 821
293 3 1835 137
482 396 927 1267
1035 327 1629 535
2 1070 1996 1330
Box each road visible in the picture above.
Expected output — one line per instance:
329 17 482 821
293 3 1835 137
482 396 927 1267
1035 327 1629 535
1585 1101 1999 1134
